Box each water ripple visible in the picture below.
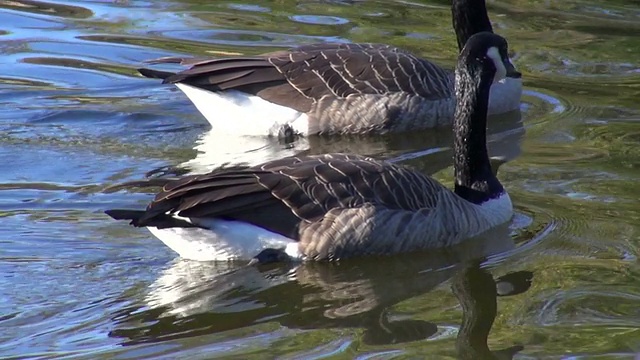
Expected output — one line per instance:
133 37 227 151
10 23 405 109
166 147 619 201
1 0 639 359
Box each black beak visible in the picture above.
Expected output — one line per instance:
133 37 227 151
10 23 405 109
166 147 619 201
504 59 521 79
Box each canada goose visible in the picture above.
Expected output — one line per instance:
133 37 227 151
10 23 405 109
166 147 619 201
137 0 522 137
105 32 518 262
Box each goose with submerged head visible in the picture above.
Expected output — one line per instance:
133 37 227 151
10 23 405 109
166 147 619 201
106 32 520 263
138 0 522 137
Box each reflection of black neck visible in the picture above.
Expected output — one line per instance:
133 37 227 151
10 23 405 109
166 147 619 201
453 63 504 204
452 0 494 51
453 262 529 360
452 263 497 359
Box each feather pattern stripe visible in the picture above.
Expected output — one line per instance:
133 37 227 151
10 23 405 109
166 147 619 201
136 0 521 135
136 154 453 232
147 43 453 103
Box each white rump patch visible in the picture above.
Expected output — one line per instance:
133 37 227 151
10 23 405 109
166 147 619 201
486 47 506 83
147 217 302 262
175 84 309 137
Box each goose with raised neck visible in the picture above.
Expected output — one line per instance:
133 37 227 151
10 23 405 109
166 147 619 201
105 32 518 263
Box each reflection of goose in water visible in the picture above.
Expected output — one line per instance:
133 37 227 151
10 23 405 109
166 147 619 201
149 108 524 178
109 224 531 358
453 263 531 360
161 131 311 177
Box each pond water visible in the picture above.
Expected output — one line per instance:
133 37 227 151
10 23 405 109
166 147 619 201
1 0 639 359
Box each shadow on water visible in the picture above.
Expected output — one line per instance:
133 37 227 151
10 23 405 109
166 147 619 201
108 224 532 358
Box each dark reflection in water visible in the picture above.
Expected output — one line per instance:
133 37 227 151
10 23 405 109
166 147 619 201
109 224 532 358
452 262 531 360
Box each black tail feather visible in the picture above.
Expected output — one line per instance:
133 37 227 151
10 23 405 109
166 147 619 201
103 178 178 194
105 209 145 225
104 209 199 229
138 68 175 81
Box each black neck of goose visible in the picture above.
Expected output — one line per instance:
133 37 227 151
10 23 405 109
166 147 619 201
452 0 494 51
453 65 503 205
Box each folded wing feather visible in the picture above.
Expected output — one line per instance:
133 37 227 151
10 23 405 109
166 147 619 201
142 43 453 113
135 154 452 242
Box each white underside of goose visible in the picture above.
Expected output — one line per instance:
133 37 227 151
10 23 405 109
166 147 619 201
175 80 521 136
175 83 310 137
147 217 302 262
145 192 512 262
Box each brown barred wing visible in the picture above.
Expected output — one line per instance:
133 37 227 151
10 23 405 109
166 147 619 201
267 43 453 101
133 153 449 239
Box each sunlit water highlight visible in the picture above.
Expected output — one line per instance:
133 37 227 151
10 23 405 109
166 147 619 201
1 0 639 359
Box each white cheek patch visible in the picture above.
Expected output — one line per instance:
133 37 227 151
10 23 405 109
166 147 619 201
486 46 507 83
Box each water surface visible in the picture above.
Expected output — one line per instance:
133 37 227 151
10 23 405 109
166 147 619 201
1 0 639 359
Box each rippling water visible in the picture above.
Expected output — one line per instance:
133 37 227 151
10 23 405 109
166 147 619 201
1 0 639 359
